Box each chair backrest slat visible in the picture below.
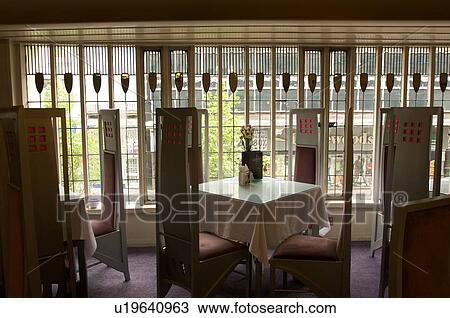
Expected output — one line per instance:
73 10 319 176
288 108 325 187
156 107 201 287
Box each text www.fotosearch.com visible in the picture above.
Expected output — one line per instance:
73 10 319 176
113 301 337 315
198 302 337 314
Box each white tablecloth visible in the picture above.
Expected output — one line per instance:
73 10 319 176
200 177 329 265
63 197 97 258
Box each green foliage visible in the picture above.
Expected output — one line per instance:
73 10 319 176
43 80 100 194
204 88 242 178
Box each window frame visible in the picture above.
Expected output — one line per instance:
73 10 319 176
22 43 442 207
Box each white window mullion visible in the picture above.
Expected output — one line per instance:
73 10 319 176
218 45 223 179
245 46 250 125
322 48 330 194
107 45 114 109
161 46 171 108
401 46 409 108
346 48 356 197
347 48 356 109
135 46 146 205
50 44 57 108
18 44 28 106
78 44 90 196
188 46 195 106
298 46 305 108
372 46 383 201
428 46 436 107
271 46 276 177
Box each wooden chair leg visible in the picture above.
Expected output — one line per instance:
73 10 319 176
42 282 52 297
246 254 252 297
269 266 276 297
283 271 288 289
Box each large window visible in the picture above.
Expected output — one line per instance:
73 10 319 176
407 47 429 107
327 50 348 198
195 46 219 180
275 46 298 179
249 47 272 176
381 47 403 108
25 44 52 108
221 47 245 178
304 50 322 109
55 45 84 194
113 46 139 203
23 44 448 205
171 49 189 107
143 49 162 201
353 47 376 200
83 46 109 200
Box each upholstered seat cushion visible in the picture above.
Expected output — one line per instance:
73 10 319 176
272 234 338 261
91 219 115 237
199 232 246 260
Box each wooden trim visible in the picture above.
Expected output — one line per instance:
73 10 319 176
428 46 436 107
218 45 223 179
107 45 114 109
401 46 409 107
49 45 57 108
322 48 330 194
78 45 90 196
188 45 195 106
135 46 146 205
245 46 250 124
298 46 305 108
271 45 276 177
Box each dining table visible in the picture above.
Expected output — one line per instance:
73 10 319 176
199 176 329 296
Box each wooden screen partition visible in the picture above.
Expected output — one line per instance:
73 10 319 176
0 106 75 297
389 195 450 297
288 108 325 188
90 109 130 281
371 107 444 297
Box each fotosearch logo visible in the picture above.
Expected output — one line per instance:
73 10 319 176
57 190 410 225
392 191 408 207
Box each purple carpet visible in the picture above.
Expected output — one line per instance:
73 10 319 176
88 241 381 297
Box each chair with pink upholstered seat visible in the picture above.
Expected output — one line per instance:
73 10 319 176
0 107 76 297
373 107 444 297
156 107 251 297
269 107 354 297
90 109 130 282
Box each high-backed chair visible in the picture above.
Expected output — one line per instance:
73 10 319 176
389 195 450 297
156 107 251 297
288 108 325 187
372 107 443 296
0 106 76 297
0 108 40 297
269 107 353 297
90 109 130 281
